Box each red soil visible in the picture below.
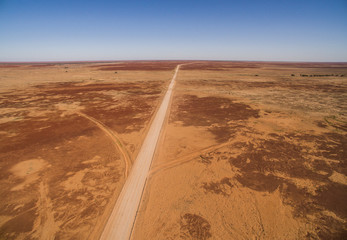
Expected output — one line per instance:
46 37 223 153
94 61 187 71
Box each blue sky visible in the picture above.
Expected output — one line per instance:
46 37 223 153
0 0 346 62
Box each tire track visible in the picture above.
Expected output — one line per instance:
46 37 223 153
99 65 181 240
149 142 230 176
38 180 57 240
77 112 131 178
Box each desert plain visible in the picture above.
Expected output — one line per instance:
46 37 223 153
0 61 346 239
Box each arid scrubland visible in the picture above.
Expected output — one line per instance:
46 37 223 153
0 61 346 239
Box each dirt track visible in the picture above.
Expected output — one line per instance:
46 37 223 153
132 61 347 239
0 61 346 239
77 112 131 177
100 65 181 240
0 62 174 239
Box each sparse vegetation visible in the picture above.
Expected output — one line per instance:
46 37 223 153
300 73 344 77
180 213 212 240
1 61 346 239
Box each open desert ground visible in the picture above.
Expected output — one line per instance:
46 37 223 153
0 61 180 239
0 61 346 239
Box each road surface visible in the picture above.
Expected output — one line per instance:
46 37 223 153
99 65 181 240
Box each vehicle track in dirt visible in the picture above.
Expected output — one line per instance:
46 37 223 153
149 142 231 177
77 112 131 177
99 65 181 240
38 180 56 240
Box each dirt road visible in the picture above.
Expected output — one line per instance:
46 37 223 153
99 65 181 240
77 111 131 178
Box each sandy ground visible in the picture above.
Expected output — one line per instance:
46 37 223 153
132 62 347 239
0 61 346 239
100 65 181 240
0 61 177 239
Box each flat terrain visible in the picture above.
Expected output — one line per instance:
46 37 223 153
132 61 347 239
0 61 180 239
0 61 346 239
100 65 180 240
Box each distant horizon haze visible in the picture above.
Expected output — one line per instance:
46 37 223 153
1 59 347 64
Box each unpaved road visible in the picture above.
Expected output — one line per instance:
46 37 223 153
99 65 181 240
77 111 131 178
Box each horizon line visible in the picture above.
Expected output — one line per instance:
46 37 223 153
1 59 347 64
